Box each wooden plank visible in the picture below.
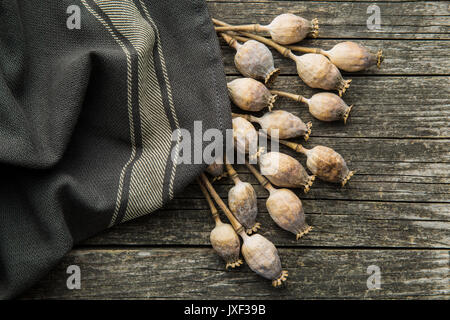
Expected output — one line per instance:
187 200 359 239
83 205 450 248
228 76 450 138
211 0 434 3
150 137 450 205
19 0 450 301
207 1 450 39
180 155 450 200
220 40 450 76
82 140 449 248
230 137 450 164
178 179 449 203
21 248 450 299
161 198 450 221
205 137 450 165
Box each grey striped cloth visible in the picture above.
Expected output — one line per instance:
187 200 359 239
0 0 230 298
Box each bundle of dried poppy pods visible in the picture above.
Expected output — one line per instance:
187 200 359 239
193 13 383 287
199 174 288 287
197 178 242 269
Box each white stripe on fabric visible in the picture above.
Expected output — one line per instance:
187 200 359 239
94 0 173 222
80 0 136 227
138 0 181 200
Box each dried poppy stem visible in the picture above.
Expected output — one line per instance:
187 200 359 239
213 14 318 44
220 32 241 51
232 111 312 141
213 18 292 57
270 90 308 103
198 177 220 224
280 141 308 156
212 20 250 43
245 161 312 240
200 173 288 287
197 178 243 269
286 45 323 55
225 159 261 234
200 173 244 233
215 24 266 33
270 90 353 124
212 18 228 27
225 33 250 44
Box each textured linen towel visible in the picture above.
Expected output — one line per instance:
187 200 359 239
0 0 230 298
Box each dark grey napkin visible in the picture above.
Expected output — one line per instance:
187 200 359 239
0 0 230 299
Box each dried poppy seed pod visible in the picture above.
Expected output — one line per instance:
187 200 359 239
246 162 312 240
226 161 260 234
206 159 226 181
213 14 319 45
278 141 354 186
289 53 352 96
221 33 280 86
287 42 384 72
271 90 353 123
259 151 315 193
199 173 288 287
228 78 277 112
210 223 242 269
267 14 319 44
303 146 354 185
307 92 353 123
235 40 280 86
324 42 384 72
232 116 259 155
240 232 288 287
232 110 312 141
197 178 243 269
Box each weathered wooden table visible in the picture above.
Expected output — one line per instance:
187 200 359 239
22 1 449 299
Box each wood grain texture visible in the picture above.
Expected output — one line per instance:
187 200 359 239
207 1 450 39
83 205 450 248
221 40 450 76
228 76 450 138
21 248 450 299
178 167 450 203
22 0 450 300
